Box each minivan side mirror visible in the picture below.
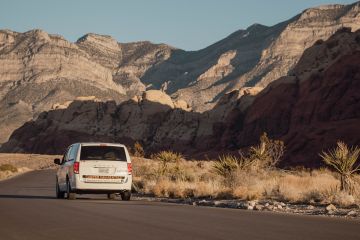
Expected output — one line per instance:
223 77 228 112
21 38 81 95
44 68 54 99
54 158 61 165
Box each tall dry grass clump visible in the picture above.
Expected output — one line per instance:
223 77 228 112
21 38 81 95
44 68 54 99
132 141 145 157
131 138 360 207
0 164 18 173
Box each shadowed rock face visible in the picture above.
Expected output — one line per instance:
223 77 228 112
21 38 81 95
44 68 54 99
0 3 359 144
218 28 360 167
2 29 360 168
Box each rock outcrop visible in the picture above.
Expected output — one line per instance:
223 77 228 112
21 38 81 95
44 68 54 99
0 29 172 142
143 2 360 111
218 28 360 167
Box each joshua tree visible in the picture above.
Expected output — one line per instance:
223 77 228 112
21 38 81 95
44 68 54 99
320 141 360 193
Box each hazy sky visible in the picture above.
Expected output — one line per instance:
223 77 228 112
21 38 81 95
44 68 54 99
0 0 356 50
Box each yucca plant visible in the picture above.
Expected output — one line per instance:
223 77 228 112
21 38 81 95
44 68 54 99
320 141 360 193
213 155 239 178
152 150 183 175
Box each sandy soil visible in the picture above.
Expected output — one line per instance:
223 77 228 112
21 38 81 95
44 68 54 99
0 153 60 180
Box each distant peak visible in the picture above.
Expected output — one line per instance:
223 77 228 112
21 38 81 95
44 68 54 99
246 23 268 31
23 29 50 41
77 33 117 43
300 3 347 15
76 33 120 51
310 3 345 10
297 3 353 22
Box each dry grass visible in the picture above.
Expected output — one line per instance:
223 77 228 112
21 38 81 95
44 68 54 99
0 153 60 180
0 164 18 173
1 152 358 207
132 157 360 207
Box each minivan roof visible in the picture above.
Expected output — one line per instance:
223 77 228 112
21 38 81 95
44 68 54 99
78 142 126 147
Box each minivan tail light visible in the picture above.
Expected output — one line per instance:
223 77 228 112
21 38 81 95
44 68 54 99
127 163 132 175
73 162 80 174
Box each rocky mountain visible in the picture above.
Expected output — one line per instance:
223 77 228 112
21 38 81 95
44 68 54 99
0 30 172 143
2 28 360 167
0 2 359 145
143 2 360 111
219 27 360 167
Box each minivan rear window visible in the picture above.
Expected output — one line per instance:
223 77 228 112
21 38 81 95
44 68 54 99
80 146 127 161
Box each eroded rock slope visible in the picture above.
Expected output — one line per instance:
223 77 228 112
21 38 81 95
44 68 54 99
2 28 360 167
1 3 360 143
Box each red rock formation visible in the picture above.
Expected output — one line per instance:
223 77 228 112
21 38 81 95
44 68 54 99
220 50 360 167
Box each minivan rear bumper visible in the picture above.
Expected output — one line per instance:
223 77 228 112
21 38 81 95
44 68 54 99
72 189 129 194
72 175 132 192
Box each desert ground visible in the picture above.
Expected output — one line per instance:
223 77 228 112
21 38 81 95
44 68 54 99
1 152 359 218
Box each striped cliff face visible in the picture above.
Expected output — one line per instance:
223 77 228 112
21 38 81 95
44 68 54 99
0 2 360 149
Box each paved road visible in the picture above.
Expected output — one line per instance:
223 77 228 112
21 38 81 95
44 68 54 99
0 170 359 240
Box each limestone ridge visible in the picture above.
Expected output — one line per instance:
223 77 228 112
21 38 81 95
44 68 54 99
0 2 359 143
141 2 360 111
0 29 173 142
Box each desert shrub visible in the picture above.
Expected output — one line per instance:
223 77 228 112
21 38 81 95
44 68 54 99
0 164 18 173
216 188 234 199
320 141 360 194
213 155 239 178
196 161 204 169
247 133 285 170
167 164 194 182
152 151 183 175
183 188 195 198
276 170 338 203
152 150 183 163
132 141 145 157
132 179 145 192
332 191 356 207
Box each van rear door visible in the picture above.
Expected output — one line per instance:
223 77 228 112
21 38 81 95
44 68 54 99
78 145 129 183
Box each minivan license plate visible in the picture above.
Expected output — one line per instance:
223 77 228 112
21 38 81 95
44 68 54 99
98 168 110 174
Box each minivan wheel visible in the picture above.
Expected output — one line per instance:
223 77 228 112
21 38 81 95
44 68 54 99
107 193 116 200
66 179 76 200
120 191 131 201
56 179 65 199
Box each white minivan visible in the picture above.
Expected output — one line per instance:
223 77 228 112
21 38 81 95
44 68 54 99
54 143 132 200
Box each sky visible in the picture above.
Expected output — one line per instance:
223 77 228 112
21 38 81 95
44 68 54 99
0 0 356 50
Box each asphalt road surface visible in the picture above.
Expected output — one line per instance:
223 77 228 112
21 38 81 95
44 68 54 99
0 170 359 240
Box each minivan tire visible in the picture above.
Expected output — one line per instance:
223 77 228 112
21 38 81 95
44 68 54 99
66 179 76 200
120 191 131 201
56 179 65 199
